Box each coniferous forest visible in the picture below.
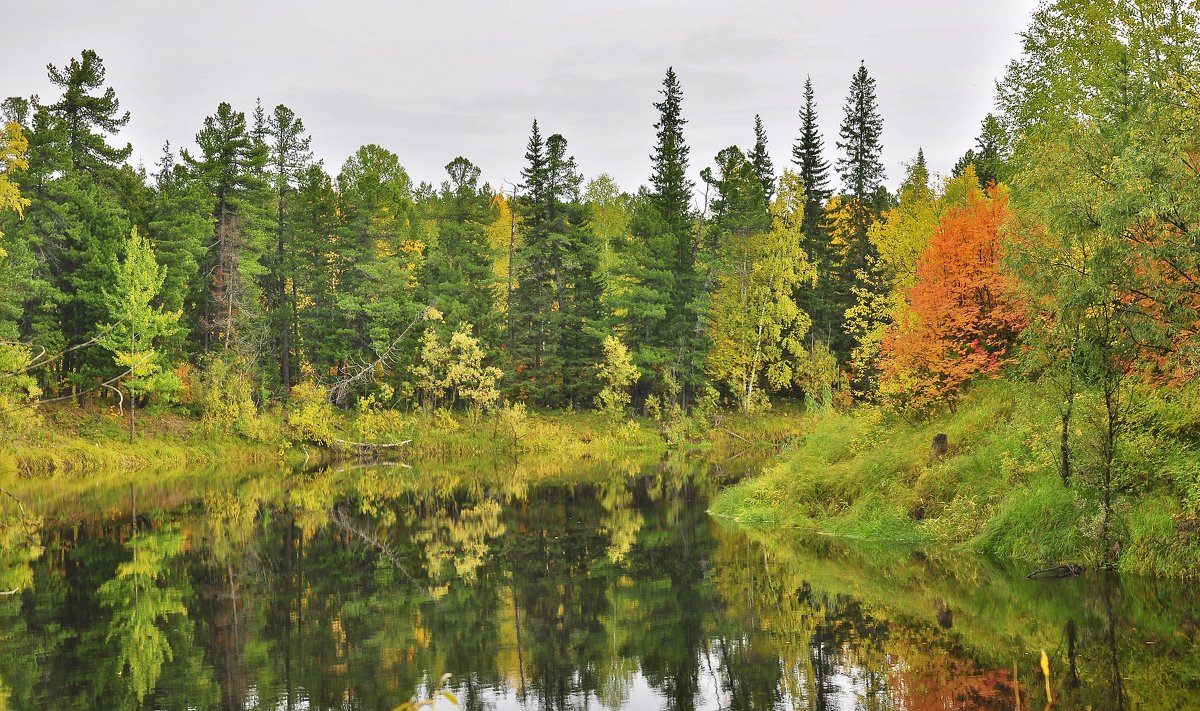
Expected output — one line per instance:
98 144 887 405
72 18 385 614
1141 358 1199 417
2 0 1200 580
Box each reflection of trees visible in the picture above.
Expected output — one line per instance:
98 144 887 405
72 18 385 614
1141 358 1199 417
413 499 505 590
4 461 1200 710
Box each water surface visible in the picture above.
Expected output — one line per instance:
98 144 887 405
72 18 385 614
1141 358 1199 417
0 458 1196 710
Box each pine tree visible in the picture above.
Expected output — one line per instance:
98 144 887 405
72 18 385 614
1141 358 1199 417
183 102 271 354
31 51 139 393
748 115 775 206
335 144 425 401
44 49 132 174
701 146 770 251
952 113 1010 189
264 104 312 393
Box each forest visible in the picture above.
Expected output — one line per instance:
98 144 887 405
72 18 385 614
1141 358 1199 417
2 0 1200 576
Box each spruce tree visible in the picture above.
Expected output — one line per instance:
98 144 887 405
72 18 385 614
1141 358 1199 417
792 76 838 345
836 62 886 207
511 124 602 407
146 142 211 360
289 162 342 381
422 156 502 353
792 76 833 228
618 66 702 405
748 115 775 206
832 62 887 358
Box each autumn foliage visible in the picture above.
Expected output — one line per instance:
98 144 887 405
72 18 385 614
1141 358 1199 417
879 185 1026 410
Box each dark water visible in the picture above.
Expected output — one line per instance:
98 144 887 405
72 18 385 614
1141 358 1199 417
1 460 1198 710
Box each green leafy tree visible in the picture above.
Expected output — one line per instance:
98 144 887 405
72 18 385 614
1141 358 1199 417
97 528 188 704
595 335 639 417
706 171 815 412
98 227 182 443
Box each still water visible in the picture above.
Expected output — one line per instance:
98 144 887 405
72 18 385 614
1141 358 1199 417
0 458 1197 710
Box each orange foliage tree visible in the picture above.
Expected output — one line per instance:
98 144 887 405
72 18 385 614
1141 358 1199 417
879 185 1026 411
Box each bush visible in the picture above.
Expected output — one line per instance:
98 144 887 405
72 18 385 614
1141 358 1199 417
286 383 336 446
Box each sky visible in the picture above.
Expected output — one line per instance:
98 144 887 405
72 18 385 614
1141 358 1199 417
4 0 1039 199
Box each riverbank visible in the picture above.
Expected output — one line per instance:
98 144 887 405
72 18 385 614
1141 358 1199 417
0 401 796 479
710 379 1200 579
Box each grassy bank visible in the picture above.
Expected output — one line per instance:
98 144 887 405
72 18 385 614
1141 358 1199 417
710 378 1200 579
0 400 796 480
0 406 282 477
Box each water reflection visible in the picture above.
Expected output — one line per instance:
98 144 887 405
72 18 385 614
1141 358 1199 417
0 458 1196 710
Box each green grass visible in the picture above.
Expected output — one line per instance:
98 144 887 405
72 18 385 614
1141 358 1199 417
711 377 1200 579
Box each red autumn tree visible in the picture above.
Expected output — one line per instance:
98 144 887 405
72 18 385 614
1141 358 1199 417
879 185 1027 411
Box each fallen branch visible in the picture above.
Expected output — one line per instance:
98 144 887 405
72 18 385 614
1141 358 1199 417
332 439 412 450
329 305 434 404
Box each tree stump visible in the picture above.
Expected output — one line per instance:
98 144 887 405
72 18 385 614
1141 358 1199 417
931 433 948 464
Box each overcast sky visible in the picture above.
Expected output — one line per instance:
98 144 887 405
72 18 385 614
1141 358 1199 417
4 0 1038 198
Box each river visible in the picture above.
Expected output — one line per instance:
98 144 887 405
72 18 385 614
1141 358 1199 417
0 456 1196 709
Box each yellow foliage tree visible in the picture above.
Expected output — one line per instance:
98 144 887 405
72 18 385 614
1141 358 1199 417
706 171 816 412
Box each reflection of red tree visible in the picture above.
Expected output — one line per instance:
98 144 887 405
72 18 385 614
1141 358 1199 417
889 655 1019 710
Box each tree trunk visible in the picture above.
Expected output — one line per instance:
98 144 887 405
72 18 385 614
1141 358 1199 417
128 383 136 444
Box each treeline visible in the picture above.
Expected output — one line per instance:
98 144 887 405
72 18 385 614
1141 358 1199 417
2 0 1200 449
